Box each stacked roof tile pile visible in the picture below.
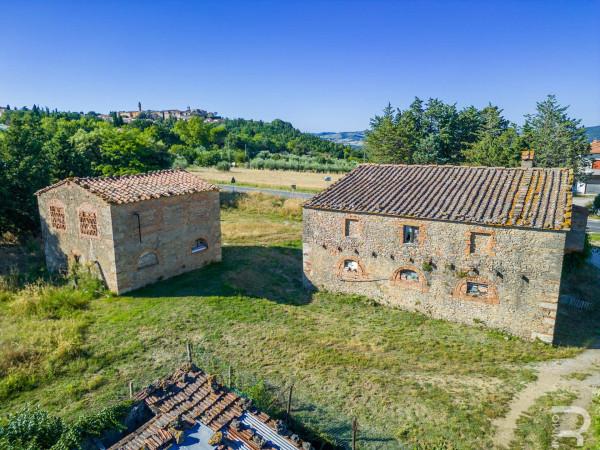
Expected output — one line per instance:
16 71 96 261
35 169 218 204
109 364 312 450
305 164 574 230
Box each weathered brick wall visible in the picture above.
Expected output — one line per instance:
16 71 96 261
303 208 567 342
37 182 118 290
110 191 221 293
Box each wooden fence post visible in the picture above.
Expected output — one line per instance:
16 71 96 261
129 381 134 399
352 417 358 450
186 341 192 364
286 383 294 422
228 365 232 387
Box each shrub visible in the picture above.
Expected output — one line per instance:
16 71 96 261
0 407 64 449
216 161 231 171
9 268 104 319
171 155 188 169
594 193 600 215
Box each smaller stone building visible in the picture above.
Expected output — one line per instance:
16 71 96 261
303 163 584 342
35 169 221 294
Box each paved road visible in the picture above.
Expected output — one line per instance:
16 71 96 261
588 218 600 233
218 184 314 200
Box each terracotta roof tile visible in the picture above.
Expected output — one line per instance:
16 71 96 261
35 169 217 204
109 364 310 450
305 164 573 230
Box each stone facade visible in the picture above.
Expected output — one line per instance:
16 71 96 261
302 208 567 342
37 182 221 294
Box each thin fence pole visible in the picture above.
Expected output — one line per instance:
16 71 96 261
352 417 358 450
129 381 134 399
186 341 192 364
286 383 294 422
228 365 232 387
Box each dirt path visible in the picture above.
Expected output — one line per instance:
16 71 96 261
493 342 600 448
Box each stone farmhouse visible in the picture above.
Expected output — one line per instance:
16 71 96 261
35 169 221 294
302 161 587 343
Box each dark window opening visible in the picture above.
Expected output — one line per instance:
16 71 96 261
344 219 359 238
466 282 489 297
469 232 491 254
403 225 419 244
398 269 419 282
192 239 208 254
343 260 359 273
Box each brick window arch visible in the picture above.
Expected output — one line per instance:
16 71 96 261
337 257 366 280
390 265 428 292
453 277 498 305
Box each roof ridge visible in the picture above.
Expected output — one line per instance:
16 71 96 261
358 162 569 171
76 168 186 183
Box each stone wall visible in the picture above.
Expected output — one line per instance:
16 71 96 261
38 184 221 294
37 182 118 290
303 207 567 342
110 191 221 293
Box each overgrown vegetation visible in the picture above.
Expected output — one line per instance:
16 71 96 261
1 197 597 448
0 403 130 449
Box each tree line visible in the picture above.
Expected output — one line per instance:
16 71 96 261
365 95 589 174
0 109 355 235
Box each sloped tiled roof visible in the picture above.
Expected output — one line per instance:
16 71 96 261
35 169 218 204
305 164 574 230
109 364 312 450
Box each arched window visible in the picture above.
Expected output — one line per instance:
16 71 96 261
192 239 208 254
453 278 498 305
390 266 428 292
397 269 419 282
138 251 159 269
337 257 365 279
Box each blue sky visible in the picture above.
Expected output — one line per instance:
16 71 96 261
1 0 598 131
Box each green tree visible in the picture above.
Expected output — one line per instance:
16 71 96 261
0 112 50 233
365 103 404 163
463 105 523 167
522 95 589 176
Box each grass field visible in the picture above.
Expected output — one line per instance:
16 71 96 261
1 194 599 449
189 167 345 192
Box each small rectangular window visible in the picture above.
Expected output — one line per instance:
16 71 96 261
466 282 489 297
344 219 359 238
79 211 98 237
403 225 419 244
469 232 491 254
49 205 66 230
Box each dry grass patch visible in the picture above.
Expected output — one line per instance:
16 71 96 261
191 167 343 191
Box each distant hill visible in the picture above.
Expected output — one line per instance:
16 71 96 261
313 131 365 148
315 127 600 146
585 126 600 141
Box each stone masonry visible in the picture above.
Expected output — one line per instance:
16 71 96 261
36 170 221 294
303 208 565 342
302 163 582 343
